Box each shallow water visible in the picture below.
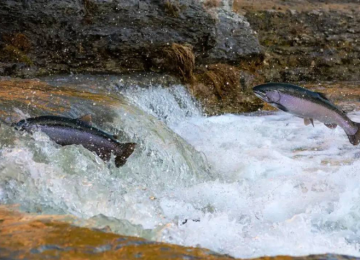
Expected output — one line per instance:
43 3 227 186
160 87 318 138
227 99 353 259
1 76 360 258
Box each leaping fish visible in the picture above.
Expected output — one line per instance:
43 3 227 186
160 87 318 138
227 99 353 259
14 115 136 167
253 83 360 145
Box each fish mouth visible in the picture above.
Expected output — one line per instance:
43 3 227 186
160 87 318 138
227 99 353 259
12 120 30 131
253 90 270 102
12 122 24 131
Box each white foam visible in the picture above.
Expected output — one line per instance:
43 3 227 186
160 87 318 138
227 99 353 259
120 84 360 257
161 112 360 257
120 84 201 128
2 83 360 258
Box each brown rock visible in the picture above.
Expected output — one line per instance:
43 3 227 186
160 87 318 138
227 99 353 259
1 205 360 260
153 43 196 81
0 206 234 260
237 0 360 82
0 77 120 124
0 0 261 78
190 64 264 115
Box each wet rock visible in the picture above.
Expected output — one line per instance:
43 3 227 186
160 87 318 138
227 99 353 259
0 0 212 76
150 43 196 82
0 0 262 77
112 72 181 89
199 1 262 64
0 206 235 260
0 77 121 124
190 63 264 115
1 205 360 260
241 0 360 82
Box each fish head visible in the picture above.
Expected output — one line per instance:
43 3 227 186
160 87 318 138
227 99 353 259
13 119 29 131
253 84 281 104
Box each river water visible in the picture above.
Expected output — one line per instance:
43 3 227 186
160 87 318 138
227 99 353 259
1 75 360 258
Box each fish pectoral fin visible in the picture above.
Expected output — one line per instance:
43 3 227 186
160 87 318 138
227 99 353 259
272 103 288 112
77 114 93 125
304 118 314 127
324 123 337 129
114 142 136 167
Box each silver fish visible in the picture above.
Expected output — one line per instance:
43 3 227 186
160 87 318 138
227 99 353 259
14 115 136 167
253 83 360 145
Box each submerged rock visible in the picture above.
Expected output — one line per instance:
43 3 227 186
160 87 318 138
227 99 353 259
0 206 234 260
1 206 360 260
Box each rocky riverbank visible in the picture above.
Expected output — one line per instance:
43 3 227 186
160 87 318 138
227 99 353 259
0 0 264 114
1 205 360 260
238 0 360 82
2 2 360 258
1 0 359 114
0 0 260 77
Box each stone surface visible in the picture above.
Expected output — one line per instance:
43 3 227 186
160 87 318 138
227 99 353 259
200 4 262 64
0 76 121 125
1 205 360 260
0 0 261 77
191 63 264 115
235 0 360 82
0 0 213 76
0 206 234 260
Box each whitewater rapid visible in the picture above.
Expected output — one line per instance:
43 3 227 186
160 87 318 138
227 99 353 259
1 80 360 258
124 84 360 257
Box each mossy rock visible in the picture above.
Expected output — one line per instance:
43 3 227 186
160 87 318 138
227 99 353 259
189 64 264 115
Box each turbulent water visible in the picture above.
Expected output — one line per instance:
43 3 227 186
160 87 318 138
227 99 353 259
1 76 360 258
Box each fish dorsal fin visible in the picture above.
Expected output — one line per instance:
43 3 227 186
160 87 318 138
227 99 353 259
324 123 337 129
304 118 314 127
77 114 93 125
316 92 346 114
316 92 329 101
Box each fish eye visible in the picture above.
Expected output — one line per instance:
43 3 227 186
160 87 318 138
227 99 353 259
14 120 28 130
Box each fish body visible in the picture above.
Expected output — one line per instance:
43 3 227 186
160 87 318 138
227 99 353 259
253 83 360 145
14 116 136 167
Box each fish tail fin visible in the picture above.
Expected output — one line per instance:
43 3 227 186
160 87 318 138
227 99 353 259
347 123 360 145
115 142 136 167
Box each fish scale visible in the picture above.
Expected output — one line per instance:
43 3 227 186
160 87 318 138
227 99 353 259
253 83 360 145
13 115 136 167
